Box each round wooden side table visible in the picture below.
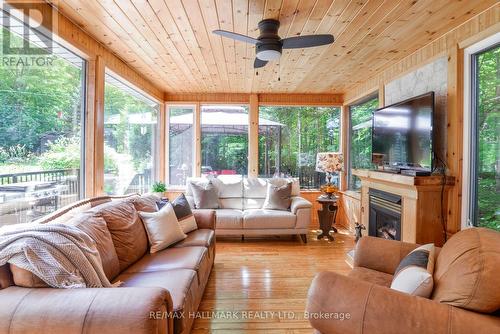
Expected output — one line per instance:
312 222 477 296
316 196 339 241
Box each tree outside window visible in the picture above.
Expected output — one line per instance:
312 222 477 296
348 97 379 190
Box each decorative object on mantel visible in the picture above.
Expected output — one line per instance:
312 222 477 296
315 152 343 199
354 222 366 243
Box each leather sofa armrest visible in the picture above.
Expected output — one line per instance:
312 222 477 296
306 271 500 334
290 196 312 214
193 209 216 230
0 286 174 334
354 236 420 275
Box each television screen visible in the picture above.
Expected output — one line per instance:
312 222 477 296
372 92 434 170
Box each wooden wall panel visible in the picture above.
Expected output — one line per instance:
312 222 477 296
248 94 259 177
47 1 497 94
337 191 362 233
344 5 500 102
165 93 343 105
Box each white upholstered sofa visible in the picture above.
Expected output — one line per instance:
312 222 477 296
185 176 312 242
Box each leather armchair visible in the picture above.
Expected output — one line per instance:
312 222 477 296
306 232 500 334
306 271 500 334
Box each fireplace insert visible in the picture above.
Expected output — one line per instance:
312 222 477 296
368 189 402 240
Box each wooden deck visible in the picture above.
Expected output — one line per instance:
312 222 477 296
192 229 355 333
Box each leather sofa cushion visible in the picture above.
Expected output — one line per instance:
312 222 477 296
243 209 296 229
0 286 170 334
215 209 243 229
34 196 111 225
128 194 160 213
9 265 48 288
122 246 208 274
348 267 394 287
68 213 120 280
432 228 500 313
10 213 121 288
90 200 148 272
117 269 197 312
0 265 13 289
173 229 215 249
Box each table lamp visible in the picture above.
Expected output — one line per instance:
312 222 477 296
315 152 343 198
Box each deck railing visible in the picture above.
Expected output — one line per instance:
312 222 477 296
0 169 81 197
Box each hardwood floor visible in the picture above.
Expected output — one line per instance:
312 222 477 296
192 229 355 333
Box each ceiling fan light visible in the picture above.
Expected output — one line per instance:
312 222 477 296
256 49 281 61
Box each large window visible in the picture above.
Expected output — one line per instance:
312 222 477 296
348 97 379 190
467 43 499 231
0 18 85 226
201 105 249 177
103 73 159 195
258 106 341 189
168 105 194 186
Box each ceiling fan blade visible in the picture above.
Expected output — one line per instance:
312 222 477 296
213 30 258 44
281 34 334 49
254 58 268 69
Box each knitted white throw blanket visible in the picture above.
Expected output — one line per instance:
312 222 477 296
0 223 116 288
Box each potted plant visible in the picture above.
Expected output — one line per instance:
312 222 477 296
151 182 167 198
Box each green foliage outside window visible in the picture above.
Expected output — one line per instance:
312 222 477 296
475 46 499 230
0 27 84 175
348 97 379 190
258 106 340 189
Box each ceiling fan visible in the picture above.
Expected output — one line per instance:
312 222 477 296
213 19 334 69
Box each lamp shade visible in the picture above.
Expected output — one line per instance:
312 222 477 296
315 152 344 173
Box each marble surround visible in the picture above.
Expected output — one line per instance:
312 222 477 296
384 57 448 162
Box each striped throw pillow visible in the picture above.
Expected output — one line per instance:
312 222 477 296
390 243 435 298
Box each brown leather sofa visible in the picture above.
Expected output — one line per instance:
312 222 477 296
306 228 500 334
0 194 216 334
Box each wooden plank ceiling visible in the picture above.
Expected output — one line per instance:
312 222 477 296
49 0 497 94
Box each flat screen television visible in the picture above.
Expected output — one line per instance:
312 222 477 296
372 92 434 171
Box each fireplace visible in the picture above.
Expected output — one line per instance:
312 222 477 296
368 189 402 240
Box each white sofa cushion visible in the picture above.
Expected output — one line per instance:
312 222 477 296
243 198 265 210
243 177 300 200
215 209 243 229
219 198 243 210
212 176 243 198
243 178 268 198
243 209 296 229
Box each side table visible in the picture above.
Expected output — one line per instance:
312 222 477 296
316 196 339 241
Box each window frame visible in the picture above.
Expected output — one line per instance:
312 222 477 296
166 104 196 187
257 104 342 189
199 103 250 177
347 94 379 191
462 32 500 229
0 12 88 224
102 70 161 194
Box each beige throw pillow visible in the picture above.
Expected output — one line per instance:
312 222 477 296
139 203 187 253
190 180 219 209
262 181 292 211
391 243 435 298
